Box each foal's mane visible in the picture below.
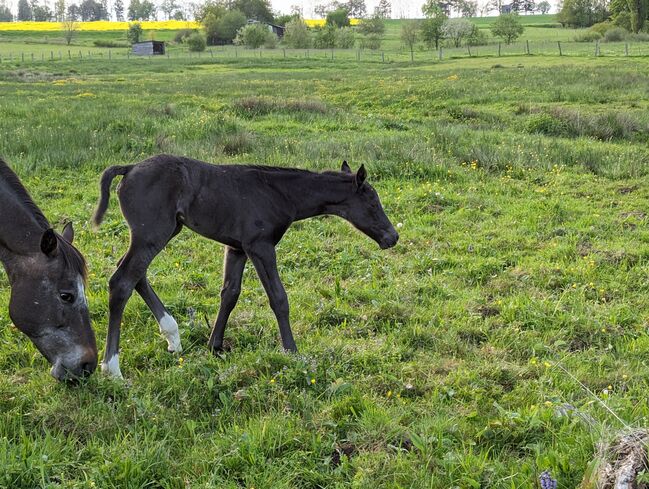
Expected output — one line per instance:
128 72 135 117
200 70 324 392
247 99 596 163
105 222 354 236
0 158 87 279
243 165 348 179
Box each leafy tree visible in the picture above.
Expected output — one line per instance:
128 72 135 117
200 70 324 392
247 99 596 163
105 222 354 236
490 13 524 43
314 3 328 17
374 0 390 18
113 0 123 20
61 18 78 44
0 1 13 20
536 0 551 12
128 0 155 20
228 0 273 23
400 20 419 58
557 0 608 27
326 7 350 27
235 22 272 48
79 0 106 20
159 0 178 19
67 3 80 19
459 0 478 16
343 0 366 17
17 0 32 20
442 18 474 46
127 21 143 43
521 0 536 13
467 24 488 44
283 18 311 48
420 11 447 49
275 12 299 26
54 0 65 20
215 9 247 42
32 3 52 20
172 9 184 19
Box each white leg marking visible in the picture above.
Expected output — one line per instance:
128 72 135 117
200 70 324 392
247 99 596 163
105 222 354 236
101 354 123 379
158 313 182 352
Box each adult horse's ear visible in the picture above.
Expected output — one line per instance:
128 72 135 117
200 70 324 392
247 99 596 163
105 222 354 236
61 222 74 243
341 160 352 173
355 164 367 191
40 228 58 256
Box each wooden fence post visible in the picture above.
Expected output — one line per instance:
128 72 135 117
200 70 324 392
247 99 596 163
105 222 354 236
526 39 530 55
498 42 501 56
382 51 385 62
625 43 629 56
439 47 443 60
595 40 600 56
557 41 562 56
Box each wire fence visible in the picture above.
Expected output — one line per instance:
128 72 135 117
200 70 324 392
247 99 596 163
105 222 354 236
0 40 648 65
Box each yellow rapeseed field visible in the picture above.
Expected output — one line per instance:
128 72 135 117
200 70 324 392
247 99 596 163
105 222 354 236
0 19 359 31
0 20 199 31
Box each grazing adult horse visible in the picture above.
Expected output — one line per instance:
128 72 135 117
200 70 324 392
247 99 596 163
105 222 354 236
0 159 97 381
93 154 399 378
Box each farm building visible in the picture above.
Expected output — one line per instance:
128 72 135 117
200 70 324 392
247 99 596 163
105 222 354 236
246 19 285 38
132 40 165 56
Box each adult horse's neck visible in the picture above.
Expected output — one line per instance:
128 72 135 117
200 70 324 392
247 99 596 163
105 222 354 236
264 169 353 221
0 162 48 260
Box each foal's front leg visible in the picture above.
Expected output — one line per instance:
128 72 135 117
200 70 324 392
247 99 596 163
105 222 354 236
208 246 247 353
246 243 298 353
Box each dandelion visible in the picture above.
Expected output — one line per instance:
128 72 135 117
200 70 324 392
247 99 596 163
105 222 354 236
543 361 551 368
270 378 275 384
544 401 553 407
310 378 316 384
387 390 392 398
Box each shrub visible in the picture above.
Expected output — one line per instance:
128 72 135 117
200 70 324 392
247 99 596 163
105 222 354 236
173 28 194 43
283 18 311 48
313 25 336 48
573 30 602 42
589 21 612 35
93 39 129 47
127 22 143 44
603 27 627 42
627 32 649 42
335 27 355 48
235 23 274 49
359 33 382 49
187 32 207 51
525 113 569 136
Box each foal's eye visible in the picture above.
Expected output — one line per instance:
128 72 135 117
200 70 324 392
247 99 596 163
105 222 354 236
60 293 75 304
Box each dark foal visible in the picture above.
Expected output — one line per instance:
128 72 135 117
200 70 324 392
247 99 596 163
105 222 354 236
93 154 399 378
0 159 97 381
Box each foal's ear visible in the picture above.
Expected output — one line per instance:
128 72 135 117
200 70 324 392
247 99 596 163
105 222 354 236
354 164 367 191
61 222 74 243
40 228 58 257
341 160 352 173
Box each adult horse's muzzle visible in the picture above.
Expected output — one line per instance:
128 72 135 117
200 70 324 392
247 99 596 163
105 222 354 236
50 349 98 382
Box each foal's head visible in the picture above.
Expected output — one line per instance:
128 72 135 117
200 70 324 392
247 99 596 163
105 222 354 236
336 161 399 250
8 223 97 381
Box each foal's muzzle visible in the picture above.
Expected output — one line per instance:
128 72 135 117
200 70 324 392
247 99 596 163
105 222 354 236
379 231 399 249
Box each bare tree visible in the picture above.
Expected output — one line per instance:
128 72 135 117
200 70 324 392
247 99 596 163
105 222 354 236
400 20 419 61
61 18 78 45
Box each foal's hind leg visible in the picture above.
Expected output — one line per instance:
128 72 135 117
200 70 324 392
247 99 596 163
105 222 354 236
208 246 247 354
135 278 182 353
102 225 178 378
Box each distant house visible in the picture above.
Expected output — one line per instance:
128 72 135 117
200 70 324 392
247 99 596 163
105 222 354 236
246 19 286 38
132 40 165 56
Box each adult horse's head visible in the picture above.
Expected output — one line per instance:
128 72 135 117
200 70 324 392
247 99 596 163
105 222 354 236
7 222 97 381
336 161 399 250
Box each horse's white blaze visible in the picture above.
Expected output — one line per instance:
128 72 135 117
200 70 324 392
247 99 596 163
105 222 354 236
158 313 182 352
76 277 88 306
101 354 123 379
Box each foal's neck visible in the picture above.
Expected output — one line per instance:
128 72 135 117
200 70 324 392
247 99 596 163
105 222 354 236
275 170 352 221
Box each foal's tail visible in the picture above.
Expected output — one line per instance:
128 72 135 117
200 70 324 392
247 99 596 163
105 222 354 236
92 165 133 228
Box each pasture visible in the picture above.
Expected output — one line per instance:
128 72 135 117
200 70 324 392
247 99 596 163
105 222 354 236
1 44 649 487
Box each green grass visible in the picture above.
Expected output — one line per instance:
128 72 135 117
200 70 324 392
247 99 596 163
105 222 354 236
2 51 649 488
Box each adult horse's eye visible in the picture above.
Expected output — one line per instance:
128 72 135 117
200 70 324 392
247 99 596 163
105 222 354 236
60 293 75 304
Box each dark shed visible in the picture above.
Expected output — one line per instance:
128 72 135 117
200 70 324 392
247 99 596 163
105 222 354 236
132 41 165 56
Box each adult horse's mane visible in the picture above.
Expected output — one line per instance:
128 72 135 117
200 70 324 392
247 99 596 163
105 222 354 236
0 158 87 279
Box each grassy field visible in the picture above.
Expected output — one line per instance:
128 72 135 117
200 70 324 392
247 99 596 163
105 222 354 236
2 42 649 488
